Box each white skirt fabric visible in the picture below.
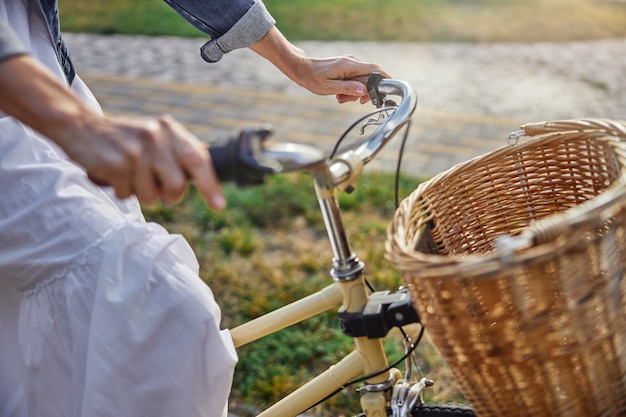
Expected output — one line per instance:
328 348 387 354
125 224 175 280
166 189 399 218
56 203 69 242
0 2 238 417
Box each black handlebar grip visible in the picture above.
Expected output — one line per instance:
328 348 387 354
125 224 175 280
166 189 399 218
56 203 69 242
208 139 240 184
207 127 276 187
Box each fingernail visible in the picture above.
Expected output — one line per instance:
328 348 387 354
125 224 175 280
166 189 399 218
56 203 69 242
212 193 226 210
356 86 366 95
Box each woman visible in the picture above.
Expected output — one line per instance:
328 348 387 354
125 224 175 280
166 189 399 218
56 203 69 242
0 1 387 417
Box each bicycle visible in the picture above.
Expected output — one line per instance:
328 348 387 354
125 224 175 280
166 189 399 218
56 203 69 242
208 73 475 417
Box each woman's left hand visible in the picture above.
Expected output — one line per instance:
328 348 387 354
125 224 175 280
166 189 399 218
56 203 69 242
292 54 390 104
250 27 390 104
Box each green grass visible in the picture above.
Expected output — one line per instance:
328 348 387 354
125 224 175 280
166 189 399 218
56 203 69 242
60 0 626 42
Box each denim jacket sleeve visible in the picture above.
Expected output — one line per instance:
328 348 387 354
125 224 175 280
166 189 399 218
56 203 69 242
163 0 276 63
0 19 29 63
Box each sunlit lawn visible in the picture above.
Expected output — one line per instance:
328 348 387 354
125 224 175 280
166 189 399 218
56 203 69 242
61 0 626 42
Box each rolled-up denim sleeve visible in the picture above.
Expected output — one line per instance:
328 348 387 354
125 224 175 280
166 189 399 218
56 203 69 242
0 19 28 63
163 0 276 63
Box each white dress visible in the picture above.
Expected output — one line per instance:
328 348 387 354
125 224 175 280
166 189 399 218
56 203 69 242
0 2 237 417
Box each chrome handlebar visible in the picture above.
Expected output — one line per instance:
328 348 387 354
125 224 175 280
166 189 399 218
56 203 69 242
208 76 417 188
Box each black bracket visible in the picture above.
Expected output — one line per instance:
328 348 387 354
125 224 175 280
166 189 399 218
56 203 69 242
338 288 420 339
367 72 387 108
367 72 398 108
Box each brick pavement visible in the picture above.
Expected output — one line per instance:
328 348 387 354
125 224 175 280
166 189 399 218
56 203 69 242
65 34 626 179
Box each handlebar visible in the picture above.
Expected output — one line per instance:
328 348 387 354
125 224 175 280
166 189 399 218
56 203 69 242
208 74 417 188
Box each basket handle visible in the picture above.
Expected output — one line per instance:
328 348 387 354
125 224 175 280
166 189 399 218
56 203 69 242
497 118 626 258
519 118 626 139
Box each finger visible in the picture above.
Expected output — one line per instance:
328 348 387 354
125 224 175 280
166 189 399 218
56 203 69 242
87 171 111 187
127 147 160 203
164 118 225 210
339 59 391 80
118 118 172 204
349 74 371 85
149 118 193 204
336 94 362 104
153 153 187 205
329 79 368 100
372 67 391 78
96 157 134 200
336 95 372 105
180 145 225 210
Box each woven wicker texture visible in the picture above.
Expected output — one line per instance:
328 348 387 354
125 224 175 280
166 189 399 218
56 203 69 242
386 119 626 417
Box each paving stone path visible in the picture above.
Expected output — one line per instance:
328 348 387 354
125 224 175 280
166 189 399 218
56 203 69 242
65 34 625 179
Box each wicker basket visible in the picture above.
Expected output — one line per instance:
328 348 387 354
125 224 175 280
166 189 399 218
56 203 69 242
386 119 626 417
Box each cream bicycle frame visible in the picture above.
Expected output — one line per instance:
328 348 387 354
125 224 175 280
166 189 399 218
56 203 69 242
230 280 392 417
228 77 417 417
230 184 393 417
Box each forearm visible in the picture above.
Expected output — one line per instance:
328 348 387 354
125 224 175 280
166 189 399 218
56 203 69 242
249 26 307 87
0 54 224 209
0 54 98 147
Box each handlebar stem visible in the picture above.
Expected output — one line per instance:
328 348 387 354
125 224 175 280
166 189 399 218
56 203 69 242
314 169 364 282
312 78 416 282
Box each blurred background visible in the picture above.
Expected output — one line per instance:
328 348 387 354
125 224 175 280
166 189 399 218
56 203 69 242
61 0 626 177
62 0 626 42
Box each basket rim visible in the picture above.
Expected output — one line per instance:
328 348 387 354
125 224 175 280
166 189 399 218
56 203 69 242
386 119 626 279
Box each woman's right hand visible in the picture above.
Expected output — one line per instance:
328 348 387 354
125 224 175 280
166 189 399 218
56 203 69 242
62 113 226 209
0 54 225 210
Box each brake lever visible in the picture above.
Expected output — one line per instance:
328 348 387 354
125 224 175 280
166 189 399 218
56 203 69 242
360 72 399 134
367 72 387 108
359 108 396 135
